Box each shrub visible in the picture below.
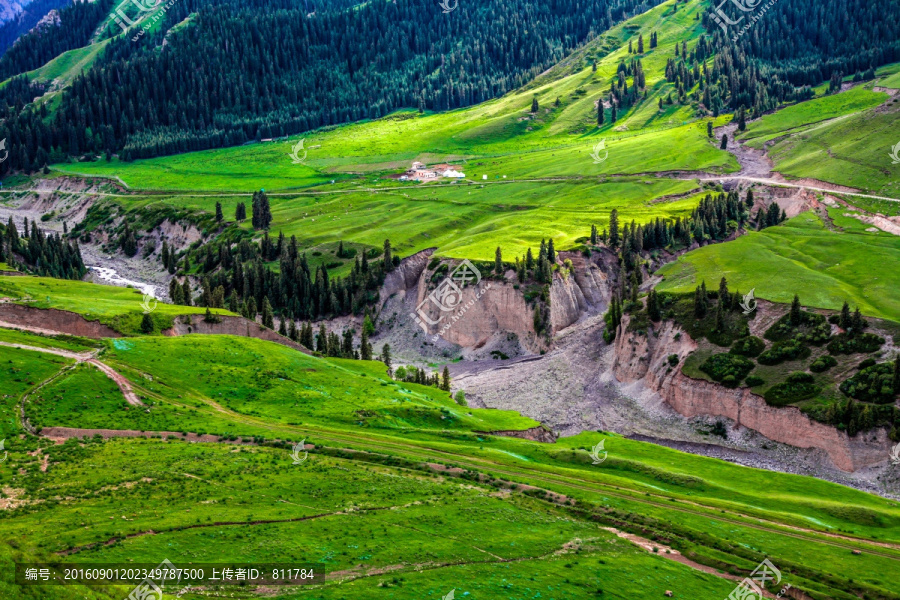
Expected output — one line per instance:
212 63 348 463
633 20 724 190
757 338 810 365
764 310 828 342
827 333 885 355
667 354 680 367
840 363 898 404
764 372 819 406
857 358 877 370
730 336 765 357
745 375 765 387
454 391 468 407
699 353 755 387
810 355 838 373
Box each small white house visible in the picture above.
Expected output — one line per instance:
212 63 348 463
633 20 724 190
442 169 465 178
482 174 488 180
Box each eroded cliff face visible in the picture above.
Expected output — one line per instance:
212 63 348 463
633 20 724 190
393 250 614 354
413 275 542 352
611 317 893 472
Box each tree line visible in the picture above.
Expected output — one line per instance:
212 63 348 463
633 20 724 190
0 0 658 170
1 217 85 279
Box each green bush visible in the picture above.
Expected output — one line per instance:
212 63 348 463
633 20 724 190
667 354 680 367
745 375 765 387
827 333 885 355
730 336 765 358
764 372 819 406
699 353 755 387
840 363 898 404
757 338 810 365
810 355 838 373
764 310 828 343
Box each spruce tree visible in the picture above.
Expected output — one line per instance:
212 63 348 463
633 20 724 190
442 366 451 391
182 279 192 306
840 301 852 330
590 224 598 245
262 298 274 328
718 277 729 307
597 100 604 125
608 209 620 249
317 324 327 352
495 246 503 275
648 289 661 322
215 201 224 222
531 95 539 113
720 134 728 149
381 343 392 369
789 294 802 326
383 239 393 270
140 313 154 334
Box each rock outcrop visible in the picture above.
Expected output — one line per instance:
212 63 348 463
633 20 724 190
0 303 122 338
611 316 893 472
392 249 613 355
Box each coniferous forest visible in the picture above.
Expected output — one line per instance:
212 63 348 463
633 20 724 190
0 0 898 172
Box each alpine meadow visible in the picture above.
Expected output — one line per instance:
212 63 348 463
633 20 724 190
1 0 900 598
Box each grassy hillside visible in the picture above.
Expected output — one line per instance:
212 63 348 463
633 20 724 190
0 275 233 334
738 86 888 148
760 93 900 197
656 210 900 322
52 0 734 192
34 334 538 433
3 327 900 599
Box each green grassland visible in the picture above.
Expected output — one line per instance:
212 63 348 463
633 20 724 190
0 275 233 334
37 334 537 434
738 86 888 148
41 0 742 264
877 62 900 89
762 97 900 198
656 210 900 323
53 0 735 194
3 327 900 598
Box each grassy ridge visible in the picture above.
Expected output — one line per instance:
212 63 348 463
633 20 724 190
656 211 900 322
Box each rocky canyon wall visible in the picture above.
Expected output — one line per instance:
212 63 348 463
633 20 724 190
611 317 893 472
